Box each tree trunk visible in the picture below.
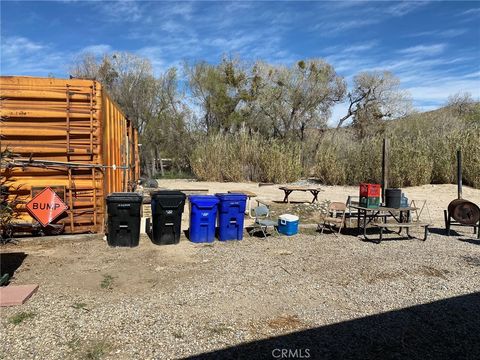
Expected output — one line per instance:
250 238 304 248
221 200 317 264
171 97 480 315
150 148 157 178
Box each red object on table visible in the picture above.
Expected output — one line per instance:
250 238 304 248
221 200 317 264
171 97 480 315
359 183 381 197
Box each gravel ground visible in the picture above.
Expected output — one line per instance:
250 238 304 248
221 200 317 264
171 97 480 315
1 230 480 359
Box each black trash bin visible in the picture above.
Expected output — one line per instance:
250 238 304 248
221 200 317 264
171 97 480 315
151 190 186 245
106 192 143 247
385 188 402 208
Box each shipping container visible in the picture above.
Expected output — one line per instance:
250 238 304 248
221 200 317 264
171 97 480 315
1 76 140 235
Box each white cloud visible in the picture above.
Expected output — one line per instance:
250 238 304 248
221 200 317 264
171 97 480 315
385 1 430 17
407 28 467 38
314 0 431 35
459 8 480 16
324 0 371 10
79 44 112 56
407 76 480 107
166 1 194 19
323 41 378 55
95 0 145 23
1 36 44 56
316 18 381 35
223 1 255 13
398 44 446 56
159 20 186 33
0 37 114 77
0 36 65 75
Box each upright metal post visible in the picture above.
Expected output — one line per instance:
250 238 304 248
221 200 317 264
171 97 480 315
382 138 389 204
457 150 462 199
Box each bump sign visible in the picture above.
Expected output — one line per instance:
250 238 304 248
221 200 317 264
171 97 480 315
26 187 68 227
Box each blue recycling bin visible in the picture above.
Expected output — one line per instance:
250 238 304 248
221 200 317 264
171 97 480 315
188 195 219 243
216 193 247 241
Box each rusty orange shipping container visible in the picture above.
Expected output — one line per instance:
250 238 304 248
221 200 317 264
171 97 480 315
1 76 140 235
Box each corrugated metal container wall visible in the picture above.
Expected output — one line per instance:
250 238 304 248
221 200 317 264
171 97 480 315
0 76 139 234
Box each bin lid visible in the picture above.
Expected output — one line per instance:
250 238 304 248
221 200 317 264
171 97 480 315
386 188 401 192
279 214 299 222
106 192 143 203
151 190 186 200
189 195 219 206
151 190 186 209
215 193 247 201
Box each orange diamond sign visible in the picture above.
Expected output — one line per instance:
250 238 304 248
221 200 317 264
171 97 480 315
26 187 68 227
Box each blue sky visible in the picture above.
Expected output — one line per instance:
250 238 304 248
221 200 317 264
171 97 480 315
1 0 479 120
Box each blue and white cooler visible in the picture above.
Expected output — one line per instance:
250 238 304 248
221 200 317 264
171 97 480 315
278 214 299 236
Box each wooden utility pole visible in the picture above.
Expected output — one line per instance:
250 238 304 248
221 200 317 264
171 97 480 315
382 138 389 204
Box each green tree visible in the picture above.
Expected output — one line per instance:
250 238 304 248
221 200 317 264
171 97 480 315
252 59 346 140
142 69 193 176
185 57 252 133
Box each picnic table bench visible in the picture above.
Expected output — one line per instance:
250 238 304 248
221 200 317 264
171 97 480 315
373 222 431 243
279 186 323 203
351 205 431 243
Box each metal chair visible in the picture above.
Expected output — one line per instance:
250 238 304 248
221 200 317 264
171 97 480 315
346 195 359 226
319 202 347 235
410 199 432 223
249 204 278 238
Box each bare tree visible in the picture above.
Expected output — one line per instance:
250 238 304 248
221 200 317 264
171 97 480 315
446 91 476 116
336 71 412 136
71 52 188 177
71 52 158 131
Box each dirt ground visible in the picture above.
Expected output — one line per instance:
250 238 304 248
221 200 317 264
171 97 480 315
1 182 479 359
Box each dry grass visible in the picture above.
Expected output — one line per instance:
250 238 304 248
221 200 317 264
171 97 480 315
189 106 479 188
8 311 36 325
190 131 302 183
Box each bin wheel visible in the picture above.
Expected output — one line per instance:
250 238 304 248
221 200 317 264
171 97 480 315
4 226 14 239
33 229 45 237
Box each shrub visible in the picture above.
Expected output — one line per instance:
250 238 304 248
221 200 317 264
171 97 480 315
188 110 479 188
190 131 302 183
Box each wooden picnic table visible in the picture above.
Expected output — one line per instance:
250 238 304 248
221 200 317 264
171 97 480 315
278 186 323 203
228 190 257 198
176 188 209 195
351 205 430 243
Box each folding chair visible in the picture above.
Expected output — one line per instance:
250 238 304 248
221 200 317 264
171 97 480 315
346 195 359 226
319 202 347 235
410 199 432 223
249 204 279 238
